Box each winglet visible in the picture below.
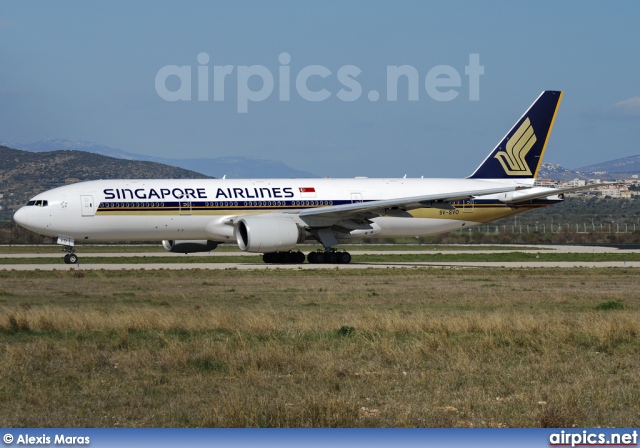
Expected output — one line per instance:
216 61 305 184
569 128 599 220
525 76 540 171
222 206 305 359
468 91 563 179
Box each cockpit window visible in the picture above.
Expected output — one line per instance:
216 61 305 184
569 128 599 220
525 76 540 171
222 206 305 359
26 200 48 207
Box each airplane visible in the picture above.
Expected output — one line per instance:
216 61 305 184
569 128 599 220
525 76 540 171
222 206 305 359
12 90 599 265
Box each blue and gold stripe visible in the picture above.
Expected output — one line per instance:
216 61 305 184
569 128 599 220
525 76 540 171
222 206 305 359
96 198 558 222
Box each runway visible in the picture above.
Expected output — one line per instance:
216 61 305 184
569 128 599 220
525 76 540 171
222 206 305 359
2 245 639 270
2 261 639 271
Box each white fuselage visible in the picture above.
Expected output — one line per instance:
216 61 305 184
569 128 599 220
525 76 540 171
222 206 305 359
13 177 532 246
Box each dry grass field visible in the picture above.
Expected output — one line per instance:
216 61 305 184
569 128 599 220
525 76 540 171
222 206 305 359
0 267 639 427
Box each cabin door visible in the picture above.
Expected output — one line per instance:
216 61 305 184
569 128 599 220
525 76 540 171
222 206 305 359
179 200 192 215
81 195 95 217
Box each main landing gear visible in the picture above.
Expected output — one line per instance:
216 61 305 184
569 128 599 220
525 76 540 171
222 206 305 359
307 250 351 264
262 251 305 264
62 246 78 264
261 249 352 265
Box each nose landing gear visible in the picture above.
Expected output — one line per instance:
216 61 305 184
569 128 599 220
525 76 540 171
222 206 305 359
62 246 78 264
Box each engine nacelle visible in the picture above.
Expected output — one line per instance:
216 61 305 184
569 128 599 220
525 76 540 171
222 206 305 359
162 240 219 254
235 215 305 252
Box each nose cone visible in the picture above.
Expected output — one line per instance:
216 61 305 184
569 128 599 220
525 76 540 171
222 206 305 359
13 207 28 228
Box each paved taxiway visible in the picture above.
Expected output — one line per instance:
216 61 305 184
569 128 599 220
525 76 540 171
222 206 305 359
2 245 639 270
2 261 640 271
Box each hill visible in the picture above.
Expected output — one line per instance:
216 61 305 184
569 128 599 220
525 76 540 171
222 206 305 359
0 146 209 217
537 163 591 181
537 159 640 182
6 138 317 179
576 155 640 176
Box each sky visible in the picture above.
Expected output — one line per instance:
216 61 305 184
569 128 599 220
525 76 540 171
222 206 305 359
1 1 639 178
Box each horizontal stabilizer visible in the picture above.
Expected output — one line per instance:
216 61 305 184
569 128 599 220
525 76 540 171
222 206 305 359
496 183 611 204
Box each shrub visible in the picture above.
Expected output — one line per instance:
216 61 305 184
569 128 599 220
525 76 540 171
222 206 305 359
595 300 625 311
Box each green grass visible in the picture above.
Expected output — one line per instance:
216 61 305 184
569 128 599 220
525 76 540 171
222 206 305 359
350 252 640 263
595 300 626 311
0 255 262 264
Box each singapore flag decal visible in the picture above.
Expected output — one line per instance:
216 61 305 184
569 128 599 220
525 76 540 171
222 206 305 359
299 187 316 198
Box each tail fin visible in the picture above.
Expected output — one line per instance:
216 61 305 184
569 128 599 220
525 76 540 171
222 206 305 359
468 90 563 179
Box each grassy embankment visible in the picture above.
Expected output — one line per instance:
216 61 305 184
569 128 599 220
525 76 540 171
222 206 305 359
1 268 639 427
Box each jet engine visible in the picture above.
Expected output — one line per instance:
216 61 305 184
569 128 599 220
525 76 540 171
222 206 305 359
235 215 305 252
162 240 219 254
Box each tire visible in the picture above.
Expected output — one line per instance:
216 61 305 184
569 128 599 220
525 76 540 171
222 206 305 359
63 254 71 264
339 252 352 264
307 252 317 264
68 253 78 264
316 252 326 264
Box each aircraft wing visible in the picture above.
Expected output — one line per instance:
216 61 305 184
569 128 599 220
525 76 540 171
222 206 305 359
288 185 521 219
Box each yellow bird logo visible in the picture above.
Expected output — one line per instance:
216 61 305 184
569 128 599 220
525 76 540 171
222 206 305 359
494 118 536 176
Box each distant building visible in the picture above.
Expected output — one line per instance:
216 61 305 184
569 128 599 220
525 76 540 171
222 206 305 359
598 185 631 198
534 179 558 188
620 190 632 199
537 175 640 199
